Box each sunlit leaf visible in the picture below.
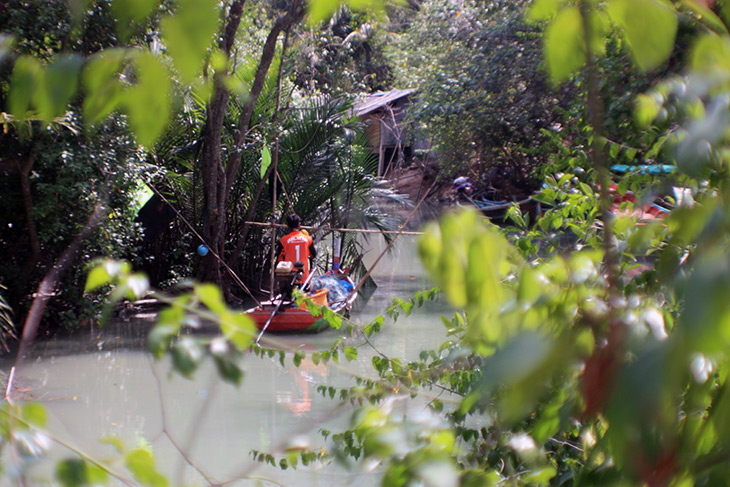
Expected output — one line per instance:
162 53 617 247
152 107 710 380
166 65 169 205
20 403 46 428
544 6 585 84
345 347 358 361
83 49 127 125
527 0 568 21
125 273 150 299
161 0 218 82
9 56 42 118
690 34 730 75
125 448 168 487
260 145 272 179
634 94 662 127
681 0 728 34
100 436 125 454
85 265 112 293
123 52 171 147
517 267 548 305
347 0 389 14
709 379 730 450
220 312 255 350
36 54 82 120
532 389 566 444
607 0 678 71
308 0 342 25
195 283 227 315
524 466 558 484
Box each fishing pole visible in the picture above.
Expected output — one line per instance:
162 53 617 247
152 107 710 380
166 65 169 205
255 256 319 344
346 179 437 299
146 183 261 306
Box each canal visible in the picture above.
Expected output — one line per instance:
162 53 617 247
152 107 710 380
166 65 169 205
6 225 456 486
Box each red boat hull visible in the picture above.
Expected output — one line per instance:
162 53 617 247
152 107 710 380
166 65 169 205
247 303 331 333
247 275 357 334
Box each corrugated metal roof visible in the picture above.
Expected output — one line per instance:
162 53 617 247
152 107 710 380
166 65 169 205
354 89 415 116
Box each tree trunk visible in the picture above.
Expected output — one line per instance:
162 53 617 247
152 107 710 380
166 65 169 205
18 153 41 278
199 0 306 291
198 1 245 284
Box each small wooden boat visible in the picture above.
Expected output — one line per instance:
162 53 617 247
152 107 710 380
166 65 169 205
246 273 358 334
458 195 543 222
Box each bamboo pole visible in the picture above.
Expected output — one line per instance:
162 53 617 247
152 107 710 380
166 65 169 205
347 180 437 298
242 220 424 236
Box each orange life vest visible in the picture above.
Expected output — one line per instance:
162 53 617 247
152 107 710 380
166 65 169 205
278 230 313 282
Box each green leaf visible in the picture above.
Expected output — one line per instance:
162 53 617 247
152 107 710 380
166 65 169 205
85 265 112 293
517 267 547 305
624 147 638 162
345 347 358 361
171 337 205 378
147 324 179 359
56 459 108 487
56 459 88 487
527 0 567 22
37 54 82 120
83 49 127 125
220 312 255 350
123 52 171 147
20 403 46 428
677 253 730 354
100 436 125 454
195 283 227 315
111 0 160 40
308 0 343 25
607 0 678 71
635 93 663 127
161 0 218 82
211 345 244 385
260 146 272 179
544 6 585 85
681 0 728 34
125 273 150 300
125 449 168 487
524 466 558 484
690 33 730 75
609 142 620 159
8 56 42 118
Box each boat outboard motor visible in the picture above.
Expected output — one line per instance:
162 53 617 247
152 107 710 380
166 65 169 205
274 261 304 300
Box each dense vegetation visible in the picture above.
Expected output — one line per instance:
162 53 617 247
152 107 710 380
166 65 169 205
5 0 730 487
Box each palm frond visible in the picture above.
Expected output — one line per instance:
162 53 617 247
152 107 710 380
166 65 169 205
0 285 17 353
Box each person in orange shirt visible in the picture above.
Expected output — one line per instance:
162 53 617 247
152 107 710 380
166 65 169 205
277 214 317 283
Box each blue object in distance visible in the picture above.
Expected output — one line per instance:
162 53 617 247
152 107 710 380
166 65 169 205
610 164 675 175
197 244 209 256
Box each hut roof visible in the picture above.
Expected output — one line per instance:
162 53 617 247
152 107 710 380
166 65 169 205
354 89 415 116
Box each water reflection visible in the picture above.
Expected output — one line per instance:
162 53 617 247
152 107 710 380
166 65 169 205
276 359 329 417
7 218 455 486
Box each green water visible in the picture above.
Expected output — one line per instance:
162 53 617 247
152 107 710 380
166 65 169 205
5 231 455 486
